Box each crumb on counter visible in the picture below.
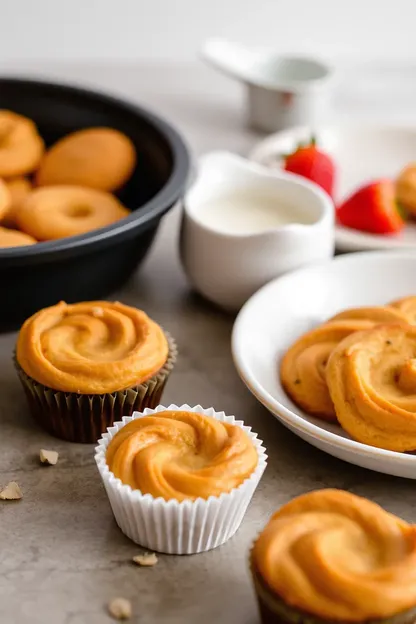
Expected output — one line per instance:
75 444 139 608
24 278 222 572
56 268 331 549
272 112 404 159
132 552 158 567
0 481 22 500
40 449 59 465
108 597 132 620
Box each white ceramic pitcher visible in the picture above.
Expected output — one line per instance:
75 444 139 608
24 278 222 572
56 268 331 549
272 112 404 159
180 151 334 311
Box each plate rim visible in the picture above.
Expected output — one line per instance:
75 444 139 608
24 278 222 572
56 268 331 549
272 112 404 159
231 250 416 467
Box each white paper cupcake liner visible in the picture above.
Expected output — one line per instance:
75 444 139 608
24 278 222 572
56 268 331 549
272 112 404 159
95 404 268 554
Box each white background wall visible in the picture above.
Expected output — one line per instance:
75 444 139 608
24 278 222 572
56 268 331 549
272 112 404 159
1 0 415 64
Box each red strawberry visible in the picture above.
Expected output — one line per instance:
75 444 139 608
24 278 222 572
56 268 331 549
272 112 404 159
337 180 404 234
283 137 335 197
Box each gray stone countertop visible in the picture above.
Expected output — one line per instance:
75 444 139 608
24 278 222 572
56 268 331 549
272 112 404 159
1 62 416 624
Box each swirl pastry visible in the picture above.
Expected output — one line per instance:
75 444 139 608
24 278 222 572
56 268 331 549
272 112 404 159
16 300 168 394
0 110 44 177
36 127 136 191
327 324 416 451
251 489 416 623
16 186 130 241
281 307 408 421
391 296 416 324
328 306 407 324
106 409 258 501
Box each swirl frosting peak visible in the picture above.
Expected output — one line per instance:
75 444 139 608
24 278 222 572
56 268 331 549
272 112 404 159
16 300 168 394
106 410 258 501
253 489 416 621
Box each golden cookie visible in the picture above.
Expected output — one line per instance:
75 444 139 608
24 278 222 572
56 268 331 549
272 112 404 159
0 226 36 247
280 306 409 421
327 324 416 451
16 186 130 241
328 305 408 324
0 179 11 221
390 296 416 324
396 164 416 217
0 110 44 177
280 320 377 421
36 127 136 191
2 177 32 227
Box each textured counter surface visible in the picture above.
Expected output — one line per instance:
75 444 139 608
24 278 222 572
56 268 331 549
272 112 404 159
1 62 416 624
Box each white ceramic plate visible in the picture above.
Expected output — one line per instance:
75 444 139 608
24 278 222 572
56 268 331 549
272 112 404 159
250 124 416 252
232 251 416 479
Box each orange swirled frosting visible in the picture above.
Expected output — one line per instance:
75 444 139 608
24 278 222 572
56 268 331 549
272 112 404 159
16 300 168 394
106 410 258 501
252 489 416 622
327 324 416 451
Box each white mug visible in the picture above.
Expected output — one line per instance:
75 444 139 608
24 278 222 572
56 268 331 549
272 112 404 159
201 39 334 133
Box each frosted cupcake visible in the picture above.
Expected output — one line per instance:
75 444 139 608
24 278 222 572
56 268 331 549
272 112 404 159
95 404 267 554
15 300 176 442
250 489 416 624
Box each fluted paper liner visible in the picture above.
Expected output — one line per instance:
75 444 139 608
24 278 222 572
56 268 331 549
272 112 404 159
14 332 177 444
249 549 416 624
95 404 268 555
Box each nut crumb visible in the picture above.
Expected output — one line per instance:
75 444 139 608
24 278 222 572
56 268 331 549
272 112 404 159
0 481 22 500
92 306 104 318
40 449 59 465
132 552 158 567
108 598 132 620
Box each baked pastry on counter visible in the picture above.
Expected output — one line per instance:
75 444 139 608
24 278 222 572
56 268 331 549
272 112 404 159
250 488 416 624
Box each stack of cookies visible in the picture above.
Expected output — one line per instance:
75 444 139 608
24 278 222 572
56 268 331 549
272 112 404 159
0 110 136 247
280 296 416 452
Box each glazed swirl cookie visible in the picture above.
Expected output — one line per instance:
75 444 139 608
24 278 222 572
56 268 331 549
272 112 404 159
327 323 416 451
106 410 259 501
280 306 407 421
36 127 136 191
16 185 130 240
0 110 44 176
0 226 36 247
16 300 169 394
251 489 416 622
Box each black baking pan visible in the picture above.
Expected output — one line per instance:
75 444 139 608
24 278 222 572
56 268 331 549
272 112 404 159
0 77 190 331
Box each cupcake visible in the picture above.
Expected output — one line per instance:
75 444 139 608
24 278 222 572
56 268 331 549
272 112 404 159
95 404 267 554
15 300 176 443
250 489 416 624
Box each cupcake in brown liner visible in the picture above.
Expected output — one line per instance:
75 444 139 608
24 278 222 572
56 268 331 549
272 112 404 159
14 301 177 443
250 489 416 624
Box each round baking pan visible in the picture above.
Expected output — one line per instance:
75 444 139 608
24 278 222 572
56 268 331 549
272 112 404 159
0 77 190 331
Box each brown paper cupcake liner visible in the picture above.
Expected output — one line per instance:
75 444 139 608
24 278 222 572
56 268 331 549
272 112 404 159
249 551 416 624
14 331 177 444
